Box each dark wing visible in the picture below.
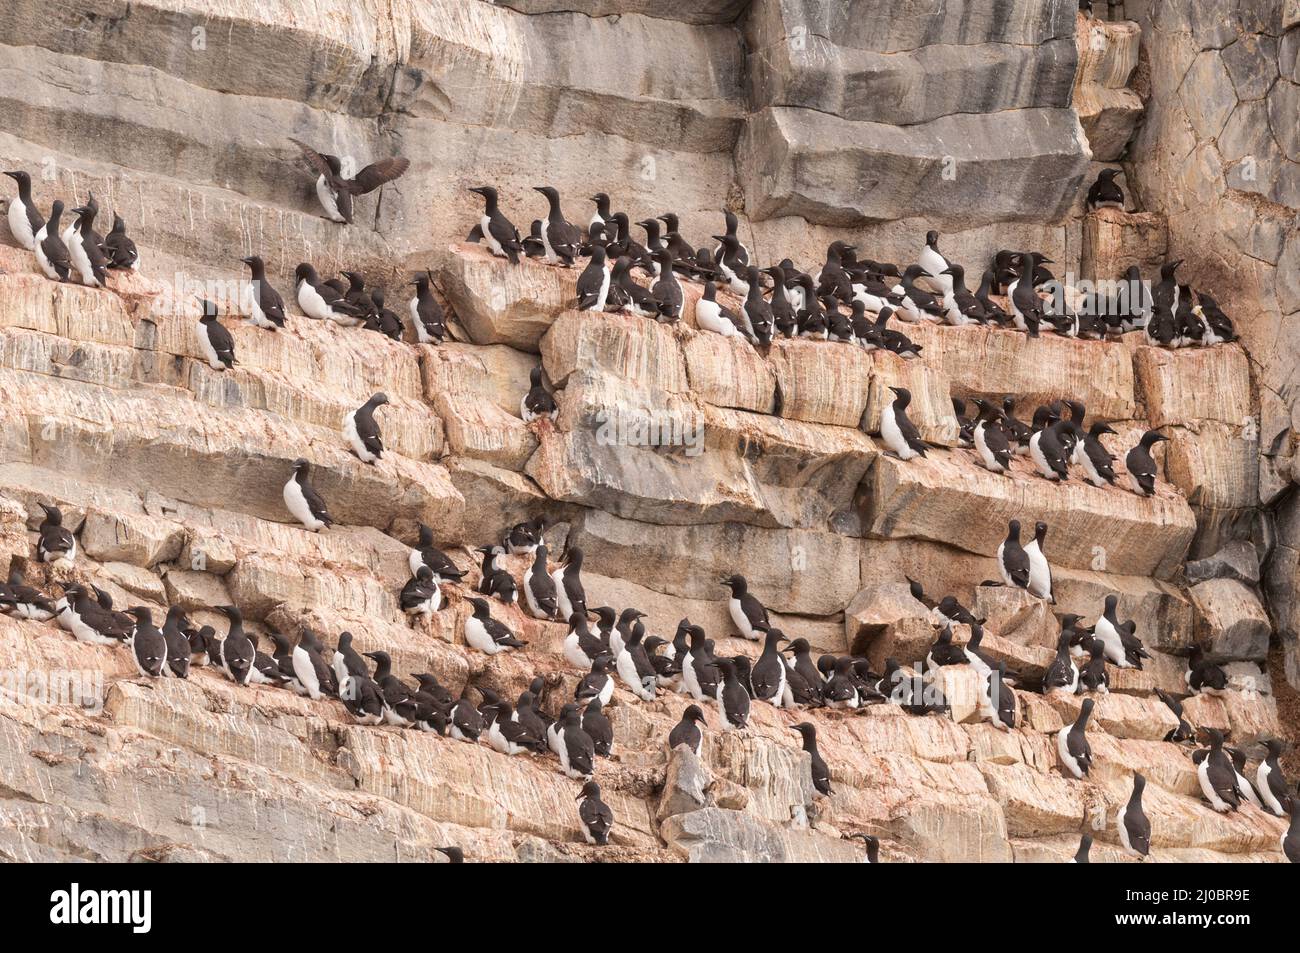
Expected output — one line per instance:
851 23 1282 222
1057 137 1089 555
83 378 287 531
485 617 526 647
954 289 985 319
1207 756 1240 805
348 157 410 194
452 700 483 738
984 421 1012 466
1085 438 1116 481
1264 764 1289 802
207 321 237 366
1125 448 1157 491
895 407 928 454
525 386 557 416
580 798 613 839
290 139 334 181
1013 282 1043 317
487 213 522 250
42 233 72 272
401 577 434 610
1128 807 1151 854
528 565 557 604
105 233 137 268
750 658 781 701
260 282 287 325
417 295 444 331
908 287 944 315
83 604 132 641
1003 542 1030 580
568 732 595 775
301 481 333 524
809 752 832 794
1067 731 1091 771
576 261 606 294
549 220 582 260
356 414 384 456
1043 656 1072 690
652 275 683 313
739 592 769 629
40 525 76 557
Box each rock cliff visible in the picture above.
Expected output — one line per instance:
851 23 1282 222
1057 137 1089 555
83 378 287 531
0 1 1295 863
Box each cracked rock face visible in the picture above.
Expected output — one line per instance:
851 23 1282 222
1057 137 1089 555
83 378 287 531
1124 0 1300 684
0 0 1296 864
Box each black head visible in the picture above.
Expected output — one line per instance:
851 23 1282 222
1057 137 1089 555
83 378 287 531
791 722 816 741
577 780 601 801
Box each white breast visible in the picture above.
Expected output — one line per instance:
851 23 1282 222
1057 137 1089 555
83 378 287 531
464 616 498 654
196 322 223 370
67 233 98 286
342 411 377 463
481 214 505 257
696 299 735 337
552 568 573 620
297 282 331 321
291 646 321 699
315 175 345 223
34 228 59 280
881 404 916 460
7 199 35 250
283 477 324 531
1024 541 1051 599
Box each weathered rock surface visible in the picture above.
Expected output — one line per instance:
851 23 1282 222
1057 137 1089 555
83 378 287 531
738 0 1091 228
0 0 1292 865
1073 15 1145 160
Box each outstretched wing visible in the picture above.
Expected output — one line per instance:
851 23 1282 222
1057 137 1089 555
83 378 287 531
349 157 410 194
290 139 334 180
